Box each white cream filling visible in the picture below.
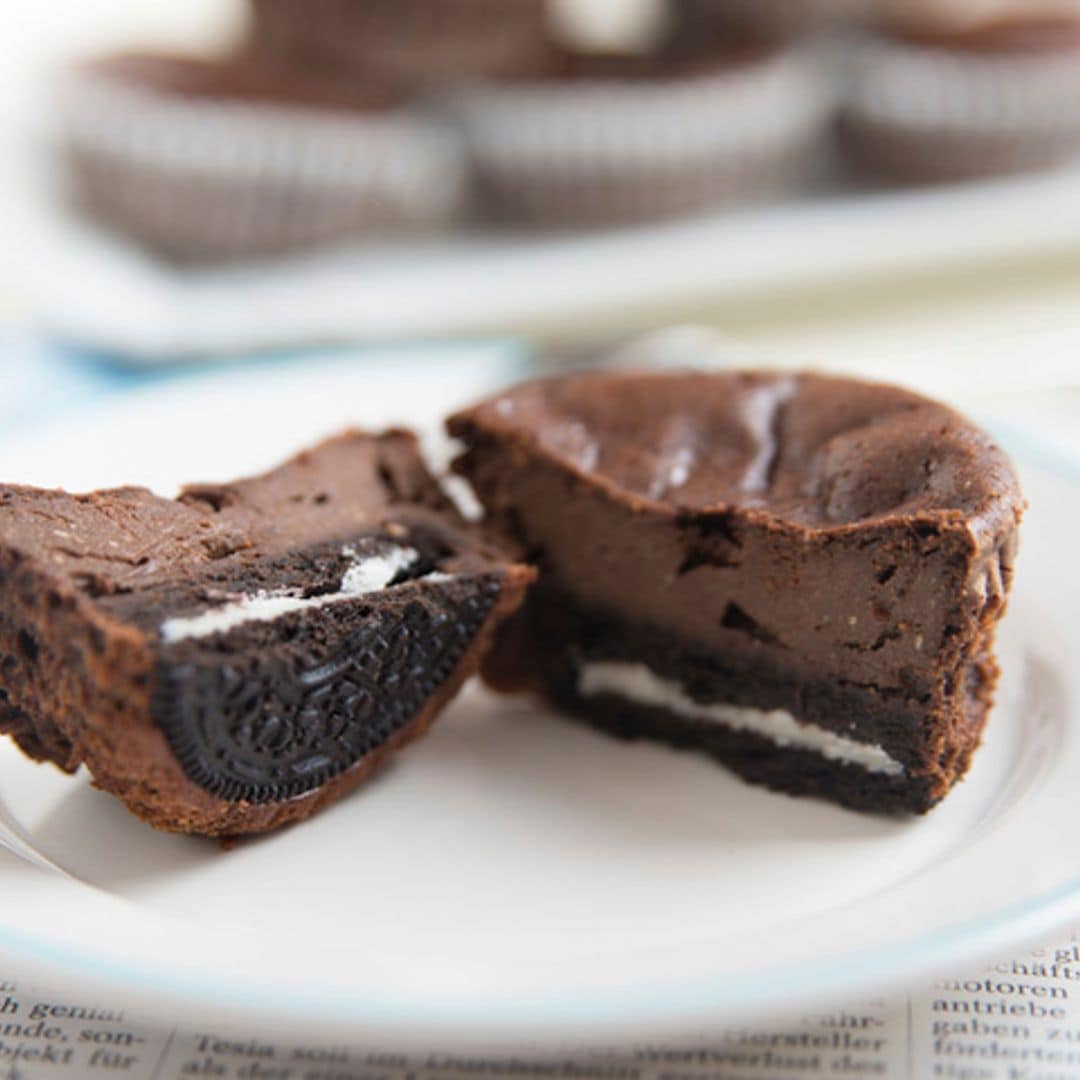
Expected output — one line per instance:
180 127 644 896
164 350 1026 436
337 545 417 594
161 545 424 644
578 661 904 777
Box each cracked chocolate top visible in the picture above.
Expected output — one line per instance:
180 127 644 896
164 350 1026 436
449 370 1022 534
0 430 485 609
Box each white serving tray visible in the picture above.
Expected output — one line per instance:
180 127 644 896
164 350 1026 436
31 163 1080 362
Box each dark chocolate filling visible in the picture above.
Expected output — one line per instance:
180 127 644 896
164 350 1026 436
534 593 927 765
97 529 453 632
572 695 936 815
487 585 993 814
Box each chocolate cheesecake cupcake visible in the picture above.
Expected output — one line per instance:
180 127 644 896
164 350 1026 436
248 0 554 87
452 35 832 227
0 431 533 837
449 369 1023 815
842 15 1080 181
58 52 466 260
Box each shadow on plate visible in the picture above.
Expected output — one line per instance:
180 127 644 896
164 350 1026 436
17 646 1053 897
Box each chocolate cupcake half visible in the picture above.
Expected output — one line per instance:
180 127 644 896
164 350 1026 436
842 18 1080 181
452 40 832 227
248 0 554 87
449 369 1023 815
58 53 466 260
0 431 533 837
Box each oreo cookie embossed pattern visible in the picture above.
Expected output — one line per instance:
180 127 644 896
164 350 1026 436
154 568 502 803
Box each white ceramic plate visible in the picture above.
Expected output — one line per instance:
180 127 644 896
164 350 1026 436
0 354 1077 1049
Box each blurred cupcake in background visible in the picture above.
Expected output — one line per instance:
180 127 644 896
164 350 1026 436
247 0 555 88
842 3 1080 182
452 0 833 228
57 53 466 260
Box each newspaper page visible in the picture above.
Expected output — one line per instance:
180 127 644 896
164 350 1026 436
1 927 1078 1080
